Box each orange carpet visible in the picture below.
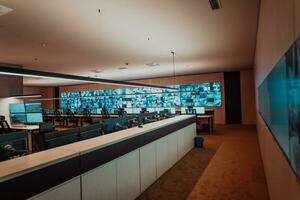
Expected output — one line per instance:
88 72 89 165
137 125 269 200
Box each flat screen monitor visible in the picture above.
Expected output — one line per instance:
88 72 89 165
181 107 187 114
26 113 43 123
170 108 176 114
195 107 205 114
25 102 42 113
147 108 155 112
155 108 164 112
124 108 133 114
132 108 140 114
96 108 102 114
10 114 27 124
9 103 25 114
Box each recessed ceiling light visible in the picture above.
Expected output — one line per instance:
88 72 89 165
41 43 47 47
0 5 13 16
146 63 160 67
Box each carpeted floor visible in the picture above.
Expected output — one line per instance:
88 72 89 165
137 125 270 200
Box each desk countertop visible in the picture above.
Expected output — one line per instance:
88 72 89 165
11 125 40 130
0 115 195 182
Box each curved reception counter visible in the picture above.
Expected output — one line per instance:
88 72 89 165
0 115 196 200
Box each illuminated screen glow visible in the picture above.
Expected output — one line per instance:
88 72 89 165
60 82 222 110
258 36 300 179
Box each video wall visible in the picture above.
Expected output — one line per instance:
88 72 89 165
258 36 300 179
60 82 222 110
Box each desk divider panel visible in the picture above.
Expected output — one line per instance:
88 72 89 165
0 116 196 199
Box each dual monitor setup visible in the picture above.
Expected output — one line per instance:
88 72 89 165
9 102 43 124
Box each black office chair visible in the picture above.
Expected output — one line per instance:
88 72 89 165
54 109 65 128
0 130 28 161
102 107 110 118
65 109 79 127
127 115 139 128
33 123 55 151
42 110 52 123
0 116 11 131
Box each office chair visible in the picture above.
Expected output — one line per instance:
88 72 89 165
0 116 11 131
0 130 28 161
65 109 79 127
54 109 65 128
102 107 110 118
32 123 55 151
127 115 139 127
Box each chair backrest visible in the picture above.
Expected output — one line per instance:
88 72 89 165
0 115 10 130
138 112 158 124
39 123 54 134
0 130 28 151
79 123 101 140
91 118 100 124
44 127 79 149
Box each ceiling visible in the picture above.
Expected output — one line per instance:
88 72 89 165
0 0 259 86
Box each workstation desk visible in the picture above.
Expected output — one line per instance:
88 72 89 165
46 114 119 127
0 115 196 200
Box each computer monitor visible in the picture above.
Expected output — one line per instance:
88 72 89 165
195 107 205 114
25 102 42 113
147 108 155 112
9 103 25 114
10 114 27 124
181 107 187 114
96 108 102 114
155 108 164 112
169 108 176 114
132 108 140 114
124 108 133 114
186 108 196 115
26 113 43 123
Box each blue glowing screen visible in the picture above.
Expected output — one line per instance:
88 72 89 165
258 36 300 179
60 82 221 110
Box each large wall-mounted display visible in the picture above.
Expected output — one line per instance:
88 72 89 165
60 82 221 110
9 102 43 124
258 36 300 179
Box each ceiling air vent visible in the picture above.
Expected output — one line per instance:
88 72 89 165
209 0 221 10
0 5 13 16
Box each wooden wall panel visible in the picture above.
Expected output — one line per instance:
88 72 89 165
240 70 256 124
23 86 55 109
0 75 23 97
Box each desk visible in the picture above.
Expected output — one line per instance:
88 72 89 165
0 115 196 199
11 125 39 153
46 114 119 127
196 114 214 134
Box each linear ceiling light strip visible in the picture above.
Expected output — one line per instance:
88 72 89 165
0 64 176 90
